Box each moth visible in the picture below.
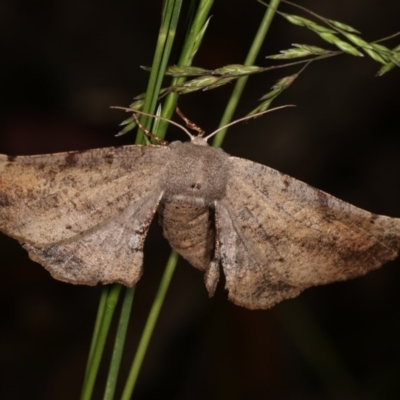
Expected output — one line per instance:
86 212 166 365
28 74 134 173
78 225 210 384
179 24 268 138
0 116 400 309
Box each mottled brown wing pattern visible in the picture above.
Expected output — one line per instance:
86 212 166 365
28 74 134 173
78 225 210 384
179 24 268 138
2 139 400 308
217 156 400 308
25 191 163 286
0 145 167 245
0 145 168 285
215 201 301 309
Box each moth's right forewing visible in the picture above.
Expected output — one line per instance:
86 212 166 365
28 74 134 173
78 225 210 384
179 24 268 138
0 145 169 246
227 156 400 288
215 201 301 310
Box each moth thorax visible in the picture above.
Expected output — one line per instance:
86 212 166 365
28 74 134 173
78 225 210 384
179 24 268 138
163 141 230 205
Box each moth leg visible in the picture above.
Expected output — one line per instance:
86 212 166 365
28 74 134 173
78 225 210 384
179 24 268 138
175 106 205 137
131 113 169 145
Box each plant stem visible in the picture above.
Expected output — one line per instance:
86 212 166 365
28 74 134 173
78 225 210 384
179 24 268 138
120 252 180 400
212 0 281 147
81 284 122 400
136 0 183 144
103 287 135 400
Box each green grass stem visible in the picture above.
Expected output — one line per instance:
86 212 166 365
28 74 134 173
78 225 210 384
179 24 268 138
81 284 122 400
212 0 281 147
120 252 180 399
103 287 135 400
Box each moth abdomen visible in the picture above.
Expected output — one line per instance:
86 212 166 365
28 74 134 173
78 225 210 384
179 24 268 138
158 197 215 271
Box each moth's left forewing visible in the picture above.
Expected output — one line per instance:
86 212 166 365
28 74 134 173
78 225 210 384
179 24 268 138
224 156 400 294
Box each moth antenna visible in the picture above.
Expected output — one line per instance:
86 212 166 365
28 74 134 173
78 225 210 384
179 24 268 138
203 105 296 141
176 106 205 137
111 106 195 140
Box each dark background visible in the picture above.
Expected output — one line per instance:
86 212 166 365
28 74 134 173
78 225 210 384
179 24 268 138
1 1 400 399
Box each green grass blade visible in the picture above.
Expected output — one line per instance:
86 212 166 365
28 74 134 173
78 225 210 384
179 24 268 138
115 1 186 398
136 0 183 144
157 0 215 138
212 0 281 148
118 3 215 397
120 252 180 400
81 284 122 400
103 287 135 400
82 286 109 387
